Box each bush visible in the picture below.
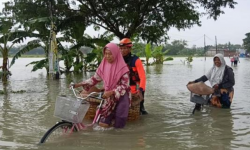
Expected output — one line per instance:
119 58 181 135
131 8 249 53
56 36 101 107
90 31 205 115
186 56 193 63
165 57 174 61
0 90 4 94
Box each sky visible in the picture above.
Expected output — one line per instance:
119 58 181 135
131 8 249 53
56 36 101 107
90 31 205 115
167 0 250 47
1 0 250 48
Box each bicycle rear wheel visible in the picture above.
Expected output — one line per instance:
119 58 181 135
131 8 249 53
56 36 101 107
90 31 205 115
39 121 77 144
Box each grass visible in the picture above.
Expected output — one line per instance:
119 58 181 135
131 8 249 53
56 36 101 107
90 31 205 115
0 90 26 95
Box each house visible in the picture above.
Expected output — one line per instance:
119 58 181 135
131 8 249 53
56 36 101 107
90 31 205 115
205 49 236 57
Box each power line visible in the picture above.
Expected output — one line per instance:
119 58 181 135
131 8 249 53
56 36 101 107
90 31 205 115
189 36 204 42
169 35 204 43
205 35 214 42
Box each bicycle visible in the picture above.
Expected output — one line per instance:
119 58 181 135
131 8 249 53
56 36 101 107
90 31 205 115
39 84 104 144
190 92 211 114
187 82 213 114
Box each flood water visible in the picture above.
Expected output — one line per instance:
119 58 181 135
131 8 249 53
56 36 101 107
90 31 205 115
0 57 250 150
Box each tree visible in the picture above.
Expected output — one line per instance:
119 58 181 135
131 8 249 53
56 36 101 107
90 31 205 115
4 0 88 36
2 1 58 74
0 16 38 82
79 0 237 43
132 42 146 57
5 0 237 44
243 33 250 53
4 1 110 74
167 40 188 55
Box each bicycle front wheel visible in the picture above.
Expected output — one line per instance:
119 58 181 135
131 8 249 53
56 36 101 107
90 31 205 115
39 121 77 144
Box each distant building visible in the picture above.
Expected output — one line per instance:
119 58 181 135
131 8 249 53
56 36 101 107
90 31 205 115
237 49 247 57
205 49 236 57
236 49 246 54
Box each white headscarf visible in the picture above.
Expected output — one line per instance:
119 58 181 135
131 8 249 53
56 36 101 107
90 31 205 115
205 53 226 87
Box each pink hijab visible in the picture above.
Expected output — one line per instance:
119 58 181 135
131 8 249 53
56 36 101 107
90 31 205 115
96 43 129 91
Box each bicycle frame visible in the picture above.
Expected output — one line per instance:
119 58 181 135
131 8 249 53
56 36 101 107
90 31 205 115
69 85 104 130
39 84 105 144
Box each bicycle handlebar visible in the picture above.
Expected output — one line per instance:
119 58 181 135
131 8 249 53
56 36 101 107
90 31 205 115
70 82 104 101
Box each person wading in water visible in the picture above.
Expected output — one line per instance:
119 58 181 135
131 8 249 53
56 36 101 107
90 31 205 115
119 38 148 115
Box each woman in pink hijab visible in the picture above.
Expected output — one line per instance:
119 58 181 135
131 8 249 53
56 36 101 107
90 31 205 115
74 43 130 128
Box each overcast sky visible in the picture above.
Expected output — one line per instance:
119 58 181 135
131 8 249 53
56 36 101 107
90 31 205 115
1 0 250 47
167 0 250 47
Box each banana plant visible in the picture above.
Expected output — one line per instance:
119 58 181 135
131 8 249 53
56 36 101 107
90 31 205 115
145 43 152 66
8 15 81 74
68 30 111 72
10 39 50 72
151 45 169 64
0 16 40 82
186 56 193 65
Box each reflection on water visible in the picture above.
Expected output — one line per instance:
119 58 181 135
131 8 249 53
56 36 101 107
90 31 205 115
0 57 250 150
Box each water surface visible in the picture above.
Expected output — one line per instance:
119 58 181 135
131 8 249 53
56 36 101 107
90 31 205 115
0 57 249 150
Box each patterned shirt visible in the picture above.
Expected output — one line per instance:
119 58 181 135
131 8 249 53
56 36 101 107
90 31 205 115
82 72 130 117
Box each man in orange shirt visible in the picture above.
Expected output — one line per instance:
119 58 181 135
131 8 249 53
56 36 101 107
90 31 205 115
119 38 148 115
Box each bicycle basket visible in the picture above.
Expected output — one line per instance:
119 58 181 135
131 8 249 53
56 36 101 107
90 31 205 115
54 96 90 123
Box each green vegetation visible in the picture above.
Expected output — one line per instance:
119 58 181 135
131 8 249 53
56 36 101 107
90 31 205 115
0 90 4 94
0 90 26 95
145 43 151 66
11 90 26 93
0 15 37 82
6 0 237 43
186 56 193 64
243 33 250 53
144 43 168 65
165 57 174 61
151 45 168 64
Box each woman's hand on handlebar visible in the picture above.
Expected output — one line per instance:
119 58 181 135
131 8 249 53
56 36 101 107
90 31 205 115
213 84 219 90
102 91 115 99
99 88 105 92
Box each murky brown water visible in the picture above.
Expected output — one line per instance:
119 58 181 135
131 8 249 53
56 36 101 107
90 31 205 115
0 57 250 150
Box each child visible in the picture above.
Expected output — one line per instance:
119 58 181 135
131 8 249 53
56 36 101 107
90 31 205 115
230 57 234 66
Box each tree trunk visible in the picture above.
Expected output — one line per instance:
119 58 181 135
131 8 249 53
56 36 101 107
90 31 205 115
2 54 8 82
146 58 149 66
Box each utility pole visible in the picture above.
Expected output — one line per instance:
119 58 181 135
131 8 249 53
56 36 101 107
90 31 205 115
204 34 206 61
215 36 218 54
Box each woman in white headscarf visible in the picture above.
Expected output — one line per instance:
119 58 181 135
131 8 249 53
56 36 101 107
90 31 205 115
189 53 235 108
